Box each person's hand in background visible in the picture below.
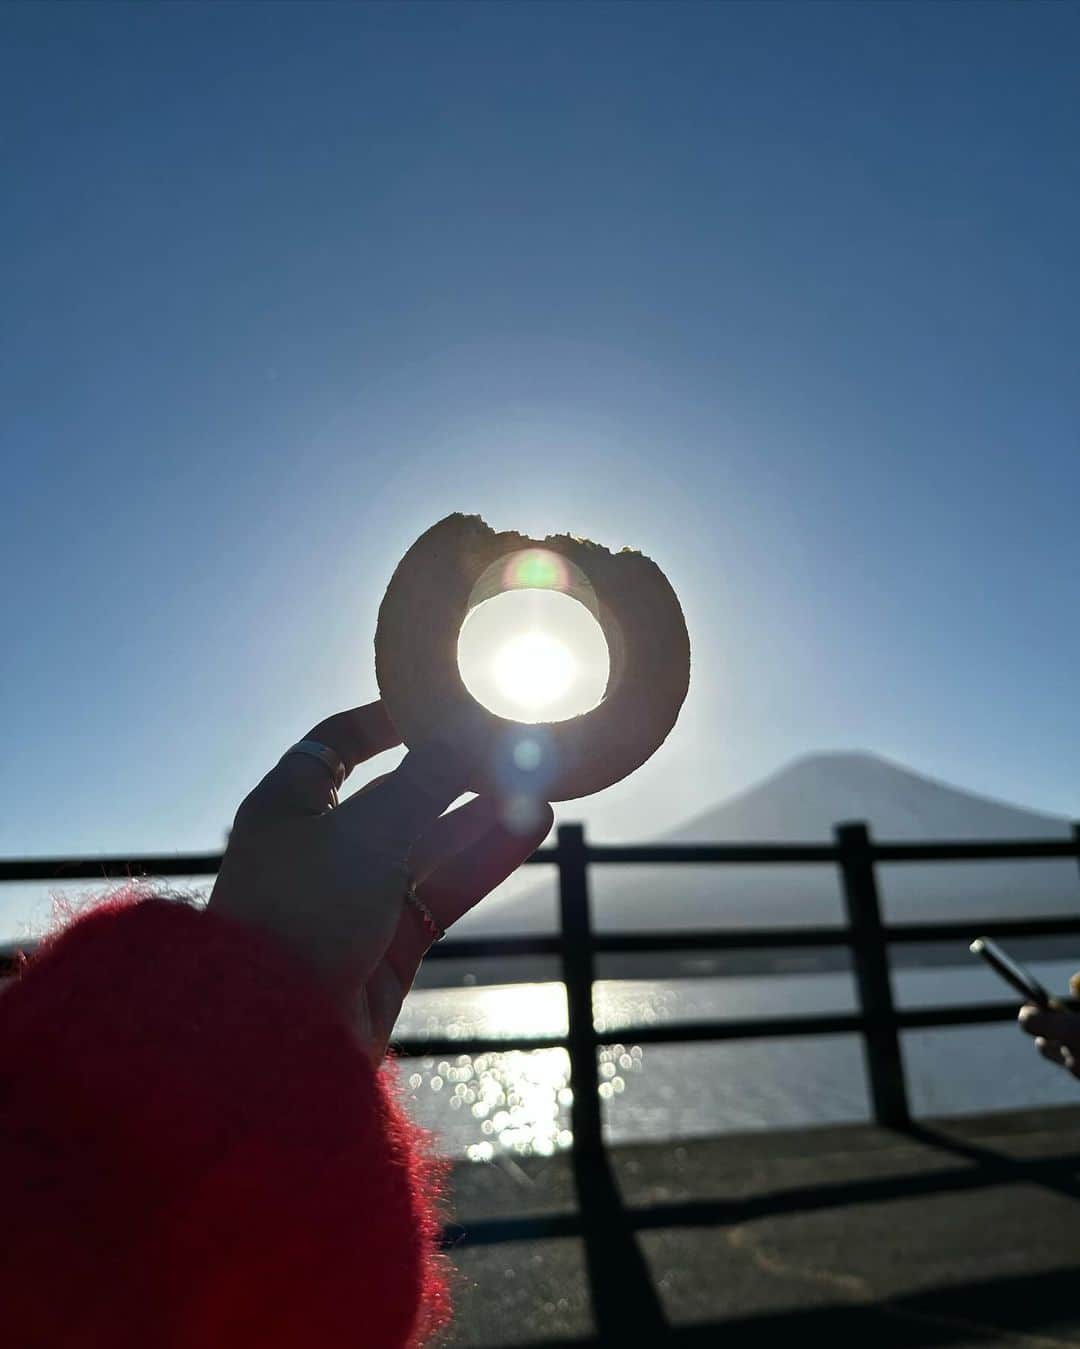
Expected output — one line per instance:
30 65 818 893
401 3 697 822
1018 973 1080 1079
209 701 552 1062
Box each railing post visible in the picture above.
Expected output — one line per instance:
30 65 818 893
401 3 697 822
1073 822 1080 886
557 822 604 1157
836 821 910 1129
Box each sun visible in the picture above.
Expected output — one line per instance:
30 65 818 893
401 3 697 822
493 632 577 713
457 588 610 723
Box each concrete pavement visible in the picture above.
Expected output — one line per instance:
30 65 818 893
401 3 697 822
437 1105 1080 1347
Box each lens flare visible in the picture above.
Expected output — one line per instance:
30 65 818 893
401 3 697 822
511 737 544 772
501 549 570 592
499 792 548 835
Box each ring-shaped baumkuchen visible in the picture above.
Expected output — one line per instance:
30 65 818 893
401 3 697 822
374 514 691 801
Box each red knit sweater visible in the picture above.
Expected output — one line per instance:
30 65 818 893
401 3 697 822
0 892 450 1348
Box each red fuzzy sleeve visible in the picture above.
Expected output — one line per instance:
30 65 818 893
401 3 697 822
0 892 450 1349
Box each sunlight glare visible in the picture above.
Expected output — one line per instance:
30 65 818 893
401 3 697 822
457 588 609 723
493 632 576 712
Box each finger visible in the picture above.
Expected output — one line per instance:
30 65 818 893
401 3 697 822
1035 1037 1069 1069
235 703 402 827
387 798 553 986
304 703 401 777
1040 1039 1080 1078
1018 1005 1058 1039
1071 971 1080 1001
408 795 500 885
422 798 554 930
336 738 473 850
1020 1006 1080 1052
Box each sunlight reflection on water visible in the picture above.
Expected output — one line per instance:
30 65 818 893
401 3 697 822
406 1049 570 1161
395 963 1080 1161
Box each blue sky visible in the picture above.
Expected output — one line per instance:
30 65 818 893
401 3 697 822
2 1 1079 889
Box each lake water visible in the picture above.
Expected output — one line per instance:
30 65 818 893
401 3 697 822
394 960 1080 1160
4 886 1078 1161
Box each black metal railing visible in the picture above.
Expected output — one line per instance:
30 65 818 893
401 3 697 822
3 820 1080 1150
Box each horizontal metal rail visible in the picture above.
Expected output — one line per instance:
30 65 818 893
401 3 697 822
4 833 1077 883
884 916 1080 943
9 918 1080 965
2 820 1078 1141
390 1001 1031 1061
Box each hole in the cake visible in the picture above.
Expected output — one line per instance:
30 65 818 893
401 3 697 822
457 587 609 724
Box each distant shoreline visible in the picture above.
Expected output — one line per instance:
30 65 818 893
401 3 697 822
413 934 1080 990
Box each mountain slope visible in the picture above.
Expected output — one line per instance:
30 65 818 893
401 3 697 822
668 751 1069 844
465 752 1078 936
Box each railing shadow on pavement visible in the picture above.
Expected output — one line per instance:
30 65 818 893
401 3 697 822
4 819 1080 1343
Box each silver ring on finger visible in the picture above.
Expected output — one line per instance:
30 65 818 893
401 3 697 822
282 739 347 806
